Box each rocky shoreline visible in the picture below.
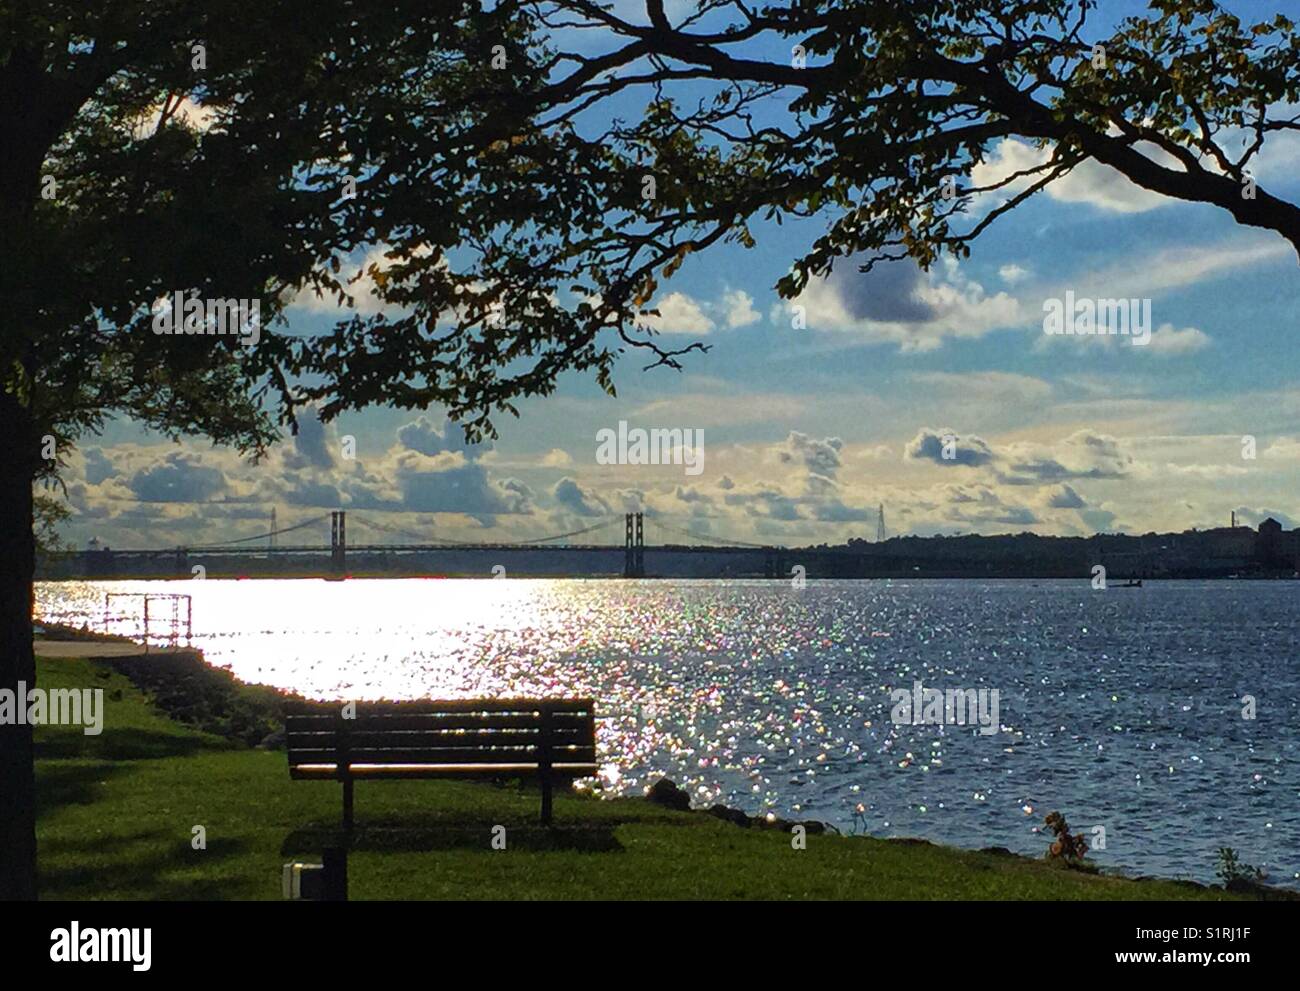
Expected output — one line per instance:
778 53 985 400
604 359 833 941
642 778 1300 899
646 777 833 835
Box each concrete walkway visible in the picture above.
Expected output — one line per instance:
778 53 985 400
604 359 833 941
35 639 192 658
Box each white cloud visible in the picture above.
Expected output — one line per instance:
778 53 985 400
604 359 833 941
637 291 714 335
1145 323 1211 355
1262 438 1300 461
287 243 438 316
539 448 573 467
998 264 1030 285
287 245 394 316
1080 240 1290 299
721 289 761 328
791 256 1022 351
998 431 1136 484
973 136 1173 214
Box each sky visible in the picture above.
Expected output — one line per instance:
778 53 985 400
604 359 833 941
55 1 1300 551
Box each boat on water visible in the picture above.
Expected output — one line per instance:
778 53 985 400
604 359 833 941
1117 579 1143 588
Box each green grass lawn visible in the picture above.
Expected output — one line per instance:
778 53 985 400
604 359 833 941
34 655 1247 901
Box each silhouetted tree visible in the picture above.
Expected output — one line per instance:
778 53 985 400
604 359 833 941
0 0 571 900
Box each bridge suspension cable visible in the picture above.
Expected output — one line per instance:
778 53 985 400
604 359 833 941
189 513 333 550
514 517 621 544
347 515 495 546
347 514 623 547
653 520 776 549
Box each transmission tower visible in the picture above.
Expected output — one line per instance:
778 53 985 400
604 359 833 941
876 503 886 542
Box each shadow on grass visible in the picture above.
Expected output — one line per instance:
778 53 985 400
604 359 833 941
37 727 217 762
34 762 121 820
282 821 623 855
39 828 261 900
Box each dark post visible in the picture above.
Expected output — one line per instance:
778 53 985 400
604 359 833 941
321 847 349 902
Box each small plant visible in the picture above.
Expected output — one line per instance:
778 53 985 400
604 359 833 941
1215 847 1264 885
848 803 868 836
1043 811 1089 865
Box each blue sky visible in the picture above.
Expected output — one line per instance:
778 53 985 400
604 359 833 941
58 1 1300 550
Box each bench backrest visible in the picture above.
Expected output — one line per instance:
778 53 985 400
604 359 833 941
285 698 597 774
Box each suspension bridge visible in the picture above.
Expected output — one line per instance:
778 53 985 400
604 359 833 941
57 511 813 579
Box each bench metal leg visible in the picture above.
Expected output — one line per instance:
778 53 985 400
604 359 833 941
342 778 354 836
540 773 553 826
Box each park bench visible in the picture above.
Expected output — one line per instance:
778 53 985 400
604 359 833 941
285 698 598 828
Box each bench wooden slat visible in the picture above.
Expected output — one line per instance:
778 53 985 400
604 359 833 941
286 728 589 748
285 713 593 732
288 746 597 765
290 762 599 780
286 722 592 737
284 698 595 715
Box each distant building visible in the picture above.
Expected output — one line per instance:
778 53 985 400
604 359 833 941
1201 526 1256 561
1255 517 1295 569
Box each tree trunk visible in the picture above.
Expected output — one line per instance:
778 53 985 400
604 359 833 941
0 388 38 900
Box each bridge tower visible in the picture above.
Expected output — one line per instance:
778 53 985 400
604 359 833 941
270 507 277 550
330 511 347 573
624 512 645 578
876 503 886 542
635 512 645 577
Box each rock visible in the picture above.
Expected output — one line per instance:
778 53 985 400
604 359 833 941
257 728 286 750
705 804 748 826
800 820 826 835
645 778 692 811
1225 877 1299 900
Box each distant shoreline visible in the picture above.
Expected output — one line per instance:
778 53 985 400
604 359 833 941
35 571 1300 582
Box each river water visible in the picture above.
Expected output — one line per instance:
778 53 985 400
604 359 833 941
36 577 1300 886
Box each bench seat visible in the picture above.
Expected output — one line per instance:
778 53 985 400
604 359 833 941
286 698 598 827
